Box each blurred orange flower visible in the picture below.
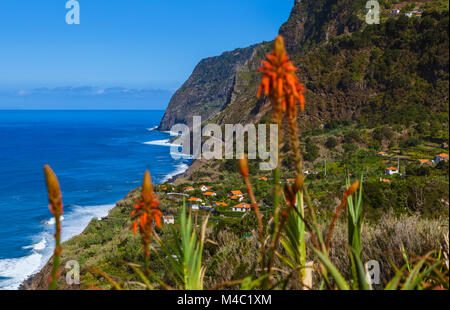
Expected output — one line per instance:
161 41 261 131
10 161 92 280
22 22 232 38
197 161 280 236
131 171 162 259
257 35 306 117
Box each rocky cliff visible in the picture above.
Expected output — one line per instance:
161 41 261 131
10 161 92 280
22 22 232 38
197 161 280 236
160 0 448 132
158 45 259 130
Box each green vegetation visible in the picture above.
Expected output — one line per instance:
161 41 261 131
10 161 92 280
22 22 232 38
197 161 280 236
29 1 449 291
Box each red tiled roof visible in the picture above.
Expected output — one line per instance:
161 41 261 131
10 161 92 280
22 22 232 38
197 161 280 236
233 203 251 209
188 197 201 202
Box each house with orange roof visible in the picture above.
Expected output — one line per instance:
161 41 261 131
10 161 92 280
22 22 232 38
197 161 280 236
184 186 194 192
380 178 391 183
435 153 449 163
230 196 244 202
385 167 399 175
259 177 268 182
229 190 243 197
231 203 251 212
203 192 217 197
187 198 201 210
229 190 244 202
199 185 212 192
378 151 388 157
286 179 295 184
418 159 432 165
214 202 228 207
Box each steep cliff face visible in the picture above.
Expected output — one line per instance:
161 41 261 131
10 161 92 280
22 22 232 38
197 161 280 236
159 0 368 131
161 0 448 134
158 45 258 131
279 0 364 54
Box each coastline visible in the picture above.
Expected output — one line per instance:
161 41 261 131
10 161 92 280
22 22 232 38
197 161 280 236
19 156 193 290
19 190 139 290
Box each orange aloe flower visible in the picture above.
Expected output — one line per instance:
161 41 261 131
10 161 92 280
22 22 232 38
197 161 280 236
131 171 162 260
257 35 306 117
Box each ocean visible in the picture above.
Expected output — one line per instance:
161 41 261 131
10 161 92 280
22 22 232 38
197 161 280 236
0 110 190 290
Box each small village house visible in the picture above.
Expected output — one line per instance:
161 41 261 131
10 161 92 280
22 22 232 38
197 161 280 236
229 190 244 197
259 177 268 182
184 186 194 192
380 178 391 183
230 195 244 202
418 159 432 165
187 197 202 210
231 203 251 212
203 191 217 197
230 190 244 202
435 153 449 163
391 8 400 14
214 202 228 207
385 167 399 175
378 151 388 157
163 215 175 225
188 197 202 203
199 185 212 192
286 178 295 184
406 10 422 18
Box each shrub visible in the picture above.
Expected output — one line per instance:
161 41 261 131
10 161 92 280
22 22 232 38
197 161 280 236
325 137 338 149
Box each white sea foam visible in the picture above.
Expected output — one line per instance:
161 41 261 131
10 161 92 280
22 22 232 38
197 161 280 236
0 253 43 290
161 163 190 183
170 152 193 159
147 126 158 131
45 216 64 225
0 203 115 290
22 238 47 251
143 139 181 147
163 130 180 137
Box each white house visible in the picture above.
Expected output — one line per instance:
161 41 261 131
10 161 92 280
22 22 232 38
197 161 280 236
163 216 175 225
199 185 212 192
385 167 399 175
187 197 202 210
406 10 422 18
391 9 400 15
231 203 251 212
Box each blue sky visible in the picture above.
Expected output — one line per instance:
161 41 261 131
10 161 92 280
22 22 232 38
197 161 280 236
0 0 293 109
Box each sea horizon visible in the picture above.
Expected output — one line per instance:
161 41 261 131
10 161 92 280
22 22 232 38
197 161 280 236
0 110 190 290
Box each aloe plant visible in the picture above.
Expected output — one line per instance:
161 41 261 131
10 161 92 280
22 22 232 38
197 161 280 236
347 176 364 259
279 191 307 287
152 203 207 290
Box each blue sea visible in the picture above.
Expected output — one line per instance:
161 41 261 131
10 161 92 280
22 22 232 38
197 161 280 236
0 110 190 289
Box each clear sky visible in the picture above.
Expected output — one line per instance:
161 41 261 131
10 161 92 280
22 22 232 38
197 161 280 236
0 0 293 95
